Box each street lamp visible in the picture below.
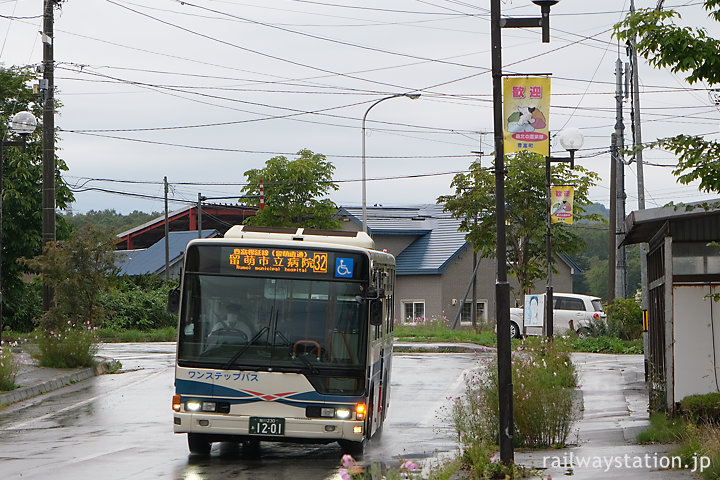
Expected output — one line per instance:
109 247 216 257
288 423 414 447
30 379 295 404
361 93 420 233
0 111 38 343
544 128 584 338
490 0 561 464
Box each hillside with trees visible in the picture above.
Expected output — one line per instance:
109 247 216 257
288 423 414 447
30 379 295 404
63 209 161 235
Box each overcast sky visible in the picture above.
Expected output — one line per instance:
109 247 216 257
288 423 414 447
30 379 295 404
1 0 719 215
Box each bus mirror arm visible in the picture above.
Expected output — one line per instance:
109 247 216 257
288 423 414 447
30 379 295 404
357 287 385 302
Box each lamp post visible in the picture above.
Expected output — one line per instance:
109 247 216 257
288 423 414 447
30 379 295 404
0 111 38 343
544 127 583 338
361 93 420 233
490 0 561 464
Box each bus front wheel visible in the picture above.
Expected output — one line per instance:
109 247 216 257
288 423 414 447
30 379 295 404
188 433 212 455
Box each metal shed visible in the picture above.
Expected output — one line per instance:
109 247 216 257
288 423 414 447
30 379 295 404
623 200 720 411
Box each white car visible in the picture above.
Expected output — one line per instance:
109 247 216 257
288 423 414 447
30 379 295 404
509 293 606 338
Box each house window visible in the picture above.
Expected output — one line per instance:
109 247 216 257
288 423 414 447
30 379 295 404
403 301 425 323
461 301 486 323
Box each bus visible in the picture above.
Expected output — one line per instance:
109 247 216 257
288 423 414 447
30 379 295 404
169 226 395 456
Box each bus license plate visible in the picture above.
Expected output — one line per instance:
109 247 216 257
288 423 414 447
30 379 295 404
249 417 285 436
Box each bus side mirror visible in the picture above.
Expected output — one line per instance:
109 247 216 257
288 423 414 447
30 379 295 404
167 288 180 315
369 299 383 326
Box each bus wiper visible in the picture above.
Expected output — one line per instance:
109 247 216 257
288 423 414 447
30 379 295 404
223 326 269 370
294 352 319 375
273 330 291 346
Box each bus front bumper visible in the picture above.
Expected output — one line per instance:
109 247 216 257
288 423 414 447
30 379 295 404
173 412 365 443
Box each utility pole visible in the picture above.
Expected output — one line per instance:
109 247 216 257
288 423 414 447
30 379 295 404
630 0 649 377
609 133 618 303
614 58 628 299
197 192 203 238
164 177 169 281
490 0 513 463
41 0 56 311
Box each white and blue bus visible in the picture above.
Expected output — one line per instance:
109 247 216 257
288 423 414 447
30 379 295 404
170 226 395 455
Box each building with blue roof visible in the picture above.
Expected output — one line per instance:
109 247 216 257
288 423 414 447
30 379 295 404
117 229 219 278
336 205 577 326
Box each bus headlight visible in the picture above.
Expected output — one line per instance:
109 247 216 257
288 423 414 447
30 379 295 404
335 408 351 419
186 400 202 412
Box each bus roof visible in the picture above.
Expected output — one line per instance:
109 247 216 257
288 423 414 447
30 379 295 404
224 225 375 250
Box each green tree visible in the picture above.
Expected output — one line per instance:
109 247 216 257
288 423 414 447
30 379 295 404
21 226 118 367
614 1 720 192
438 151 601 295
580 256 609 301
63 209 161 235
241 149 341 229
1 66 74 332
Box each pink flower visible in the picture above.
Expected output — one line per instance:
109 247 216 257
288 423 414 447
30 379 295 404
490 453 500 463
403 460 419 471
341 454 355 467
338 467 351 480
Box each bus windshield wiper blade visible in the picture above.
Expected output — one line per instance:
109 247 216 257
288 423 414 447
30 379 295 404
223 326 269 370
294 352 319 375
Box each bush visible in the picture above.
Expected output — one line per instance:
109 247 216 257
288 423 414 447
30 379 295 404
452 337 578 449
680 393 720 424
605 297 643 340
36 323 98 368
21 226 116 368
99 275 178 330
2 280 42 333
0 341 18 391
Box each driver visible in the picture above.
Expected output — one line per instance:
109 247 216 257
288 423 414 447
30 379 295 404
210 303 253 340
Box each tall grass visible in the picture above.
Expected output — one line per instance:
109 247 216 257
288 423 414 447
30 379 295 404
638 413 720 479
0 341 18 391
452 336 578 450
36 322 98 368
97 326 177 343
394 318 497 346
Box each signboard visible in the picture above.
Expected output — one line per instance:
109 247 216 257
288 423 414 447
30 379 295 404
187 244 368 280
524 294 545 327
503 76 551 155
229 248 328 274
551 185 574 224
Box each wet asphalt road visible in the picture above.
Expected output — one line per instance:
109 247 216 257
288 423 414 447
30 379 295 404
0 343 485 480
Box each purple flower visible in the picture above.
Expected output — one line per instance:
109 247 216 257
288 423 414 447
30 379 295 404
338 467 351 480
341 454 355 467
403 460 419 471
490 453 500 463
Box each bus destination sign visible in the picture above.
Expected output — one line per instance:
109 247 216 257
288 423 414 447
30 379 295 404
228 248 328 274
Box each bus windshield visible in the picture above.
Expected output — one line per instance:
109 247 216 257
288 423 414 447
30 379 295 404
177 274 368 377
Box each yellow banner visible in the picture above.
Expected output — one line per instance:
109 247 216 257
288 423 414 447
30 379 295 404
551 185 574 224
503 76 551 155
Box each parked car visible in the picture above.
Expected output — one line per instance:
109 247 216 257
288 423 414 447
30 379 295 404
509 293 606 338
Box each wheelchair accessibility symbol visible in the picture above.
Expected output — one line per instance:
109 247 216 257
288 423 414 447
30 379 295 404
335 258 354 278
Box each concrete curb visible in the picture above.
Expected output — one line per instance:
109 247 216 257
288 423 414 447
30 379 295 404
0 357 120 406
